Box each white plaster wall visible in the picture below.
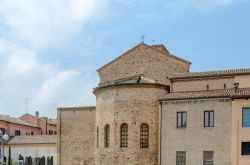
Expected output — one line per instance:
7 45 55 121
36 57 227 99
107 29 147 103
3 145 57 165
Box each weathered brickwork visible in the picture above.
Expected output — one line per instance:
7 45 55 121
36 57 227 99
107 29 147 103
98 44 190 85
95 85 168 165
172 77 234 92
57 42 250 165
161 98 232 165
58 107 96 165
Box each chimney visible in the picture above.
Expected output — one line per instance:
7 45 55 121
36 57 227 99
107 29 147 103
234 82 239 93
35 111 39 126
35 111 39 118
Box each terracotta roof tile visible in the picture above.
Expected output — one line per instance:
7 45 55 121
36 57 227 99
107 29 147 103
160 88 250 101
170 68 250 79
0 115 39 128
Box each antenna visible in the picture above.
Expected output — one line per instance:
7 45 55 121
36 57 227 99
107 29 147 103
25 97 30 114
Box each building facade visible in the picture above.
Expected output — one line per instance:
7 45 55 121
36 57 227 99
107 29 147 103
0 111 57 137
58 43 250 165
160 69 250 165
4 135 57 165
0 115 41 136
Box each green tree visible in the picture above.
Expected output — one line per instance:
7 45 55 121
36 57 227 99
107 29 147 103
8 146 11 165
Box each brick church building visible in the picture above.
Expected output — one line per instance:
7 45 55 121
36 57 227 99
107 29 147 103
58 43 250 165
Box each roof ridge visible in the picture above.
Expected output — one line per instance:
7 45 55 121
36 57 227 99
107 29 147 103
170 68 250 79
97 43 191 72
145 44 191 64
97 43 144 72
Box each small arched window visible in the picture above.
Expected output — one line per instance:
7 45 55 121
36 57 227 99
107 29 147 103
140 123 149 148
104 124 110 148
120 123 128 148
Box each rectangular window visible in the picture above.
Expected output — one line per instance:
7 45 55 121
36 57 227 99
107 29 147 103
0 128 6 135
176 151 186 165
204 111 214 127
15 130 21 136
203 151 214 165
242 142 250 155
177 112 187 128
243 108 250 127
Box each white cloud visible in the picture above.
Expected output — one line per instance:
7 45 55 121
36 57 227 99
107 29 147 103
0 0 110 49
0 0 109 117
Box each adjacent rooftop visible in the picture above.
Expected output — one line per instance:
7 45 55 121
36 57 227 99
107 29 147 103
170 68 250 80
160 88 250 101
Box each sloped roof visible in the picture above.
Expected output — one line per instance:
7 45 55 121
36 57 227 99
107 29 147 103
160 88 250 101
170 68 250 80
7 135 57 145
0 115 39 128
95 75 166 91
20 113 57 125
97 43 191 72
151 44 169 53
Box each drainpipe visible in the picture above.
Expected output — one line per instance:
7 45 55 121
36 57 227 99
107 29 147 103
159 101 163 165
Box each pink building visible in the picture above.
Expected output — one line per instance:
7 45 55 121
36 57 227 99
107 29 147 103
19 111 57 135
0 115 41 136
0 111 57 137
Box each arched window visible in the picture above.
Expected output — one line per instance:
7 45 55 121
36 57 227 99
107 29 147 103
120 123 128 148
140 123 149 148
104 124 110 148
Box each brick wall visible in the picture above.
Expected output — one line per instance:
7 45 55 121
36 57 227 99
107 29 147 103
98 44 190 85
58 107 96 165
95 85 168 165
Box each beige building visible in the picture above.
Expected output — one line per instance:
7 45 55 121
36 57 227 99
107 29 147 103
58 43 250 165
4 135 57 164
160 70 250 165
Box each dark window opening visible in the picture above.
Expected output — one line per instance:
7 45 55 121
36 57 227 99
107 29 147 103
176 151 186 165
177 112 187 128
204 111 214 127
203 151 214 165
104 124 110 148
242 142 250 155
15 130 21 136
120 123 128 148
140 123 149 148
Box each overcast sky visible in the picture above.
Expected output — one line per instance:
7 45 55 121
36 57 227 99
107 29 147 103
0 0 250 118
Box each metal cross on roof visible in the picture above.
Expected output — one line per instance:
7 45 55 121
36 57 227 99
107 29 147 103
140 35 145 43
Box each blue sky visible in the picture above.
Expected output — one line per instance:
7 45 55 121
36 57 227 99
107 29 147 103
0 0 250 118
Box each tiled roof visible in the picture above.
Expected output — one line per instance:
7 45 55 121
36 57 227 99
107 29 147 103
0 115 39 128
160 88 250 101
7 135 57 145
170 68 250 79
95 75 164 90
58 106 96 111
20 113 57 125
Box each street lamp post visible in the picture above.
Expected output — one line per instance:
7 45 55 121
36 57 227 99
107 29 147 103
0 129 9 165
